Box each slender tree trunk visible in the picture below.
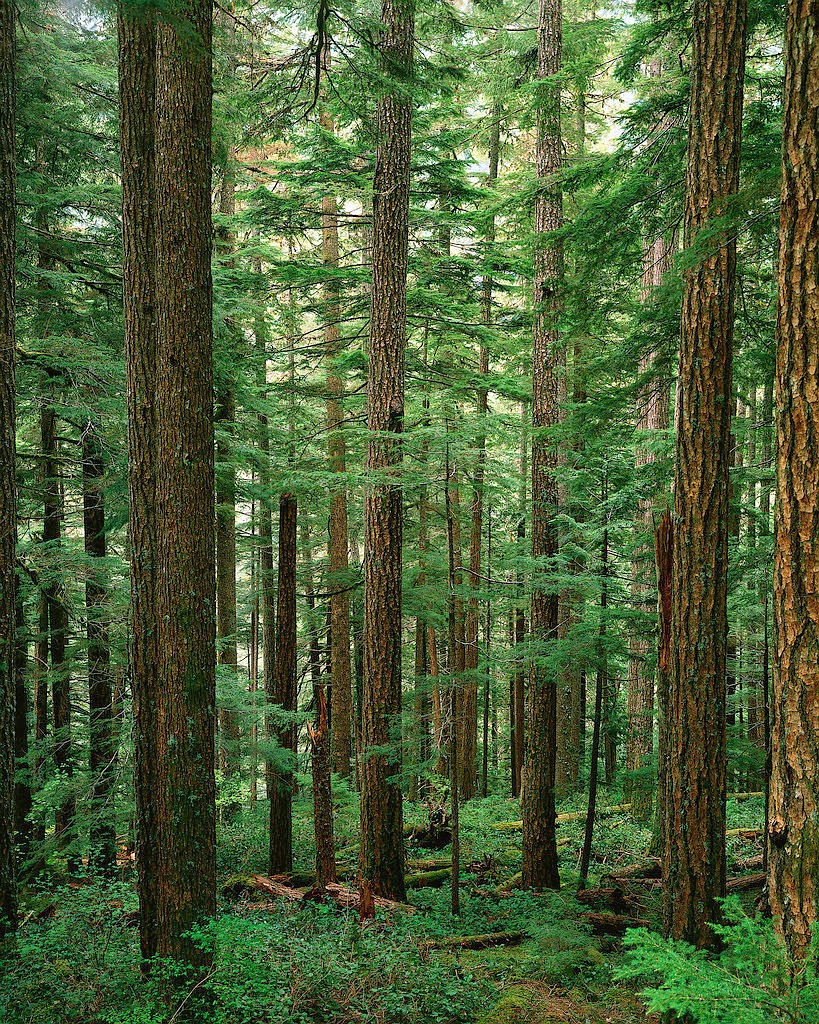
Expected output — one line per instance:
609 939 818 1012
522 0 563 892
32 594 48 852
216 162 240 803
321 55 353 781
309 683 337 887
270 493 297 874
120 0 216 970
359 0 414 901
249 497 259 806
769 1 819 963
0 0 16 928
14 597 31 863
663 0 746 949
626 231 673 821
83 421 116 874
42 406 74 863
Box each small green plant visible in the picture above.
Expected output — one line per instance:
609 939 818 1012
616 898 819 1024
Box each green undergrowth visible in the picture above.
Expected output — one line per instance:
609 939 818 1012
1 794 769 1024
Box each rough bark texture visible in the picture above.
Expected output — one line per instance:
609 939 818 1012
522 0 562 892
663 0 746 948
120 0 216 967
359 0 413 901
0 0 16 934
13 597 31 863
270 493 297 874
769 2 819 963
83 422 116 874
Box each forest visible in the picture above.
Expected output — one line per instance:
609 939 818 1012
0 0 817 1021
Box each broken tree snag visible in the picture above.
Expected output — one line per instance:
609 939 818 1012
406 802 452 848
359 878 375 921
421 930 526 951
308 683 337 886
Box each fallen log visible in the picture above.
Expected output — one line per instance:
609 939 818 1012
731 853 763 872
494 871 521 895
405 868 451 889
576 887 632 916
581 911 650 936
492 804 633 831
726 828 763 840
603 858 661 883
725 872 766 893
226 874 413 913
421 930 526 952
406 857 451 872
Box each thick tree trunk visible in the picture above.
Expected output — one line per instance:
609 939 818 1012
120 0 216 970
359 0 414 902
663 0 746 949
522 0 562 892
0 0 16 929
83 422 116 874
270 493 297 874
769 2 819 963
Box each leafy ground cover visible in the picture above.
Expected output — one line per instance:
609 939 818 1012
0 794 782 1024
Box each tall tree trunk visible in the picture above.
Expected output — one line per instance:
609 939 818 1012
359 0 414 902
0 0 16 927
309 683 337 887
14 597 31 863
42 406 74 863
512 404 527 798
461 117 497 802
83 421 116 874
269 493 297 874
321 50 353 781
769 1 819 963
626 231 673 821
663 0 746 949
32 594 48 853
216 165 240 802
120 0 216 970
522 0 563 892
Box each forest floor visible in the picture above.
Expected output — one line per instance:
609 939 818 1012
0 790 766 1024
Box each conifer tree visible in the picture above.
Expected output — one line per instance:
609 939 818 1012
0 0 17 937
664 0 747 948
769 0 819 962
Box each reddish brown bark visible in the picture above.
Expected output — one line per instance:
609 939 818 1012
359 0 414 902
769 1 819 963
270 493 297 874
522 0 562 892
663 0 746 948
120 0 216 969
309 684 337 887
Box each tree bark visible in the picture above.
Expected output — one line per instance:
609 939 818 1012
0 0 16 930
120 0 216 970
309 683 337 887
663 0 746 949
270 493 297 874
769 0 819 964
359 0 414 902
522 0 562 892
